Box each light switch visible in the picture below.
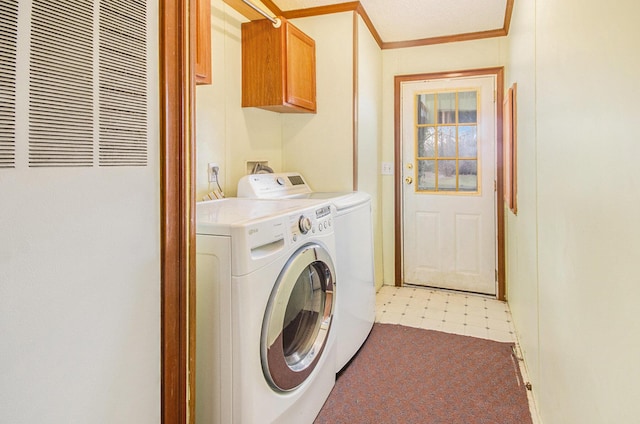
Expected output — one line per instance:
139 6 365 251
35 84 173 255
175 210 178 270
381 162 394 175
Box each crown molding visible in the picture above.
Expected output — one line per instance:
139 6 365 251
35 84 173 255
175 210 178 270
226 0 513 50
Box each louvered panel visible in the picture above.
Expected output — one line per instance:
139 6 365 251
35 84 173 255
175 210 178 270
29 0 93 167
99 0 148 167
0 0 18 169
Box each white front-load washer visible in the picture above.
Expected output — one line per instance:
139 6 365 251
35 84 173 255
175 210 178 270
195 198 337 424
237 173 376 372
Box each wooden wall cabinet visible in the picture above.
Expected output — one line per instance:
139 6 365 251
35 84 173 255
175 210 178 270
195 0 212 85
242 17 316 113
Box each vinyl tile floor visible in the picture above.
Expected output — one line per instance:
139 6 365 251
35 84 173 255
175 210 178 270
375 285 516 343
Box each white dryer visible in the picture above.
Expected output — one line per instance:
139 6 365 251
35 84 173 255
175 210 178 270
237 173 376 372
195 198 338 424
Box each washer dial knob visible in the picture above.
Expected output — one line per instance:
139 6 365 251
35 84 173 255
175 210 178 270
298 215 312 234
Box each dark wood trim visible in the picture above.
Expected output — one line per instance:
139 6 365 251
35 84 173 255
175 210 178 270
195 0 212 85
352 11 358 191
229 1 513 50
280 1 512 50
355 3 383 49
187 1 198 420
393 75 403 287
282 1 359 19
160 0 195 422
503 0 515 34
381 0 513 49
495 69 506 300
222 0 265 20
382 28 507 50
511 83 518 215
277 0 382 52
222 0 281 20
260 0 283 16
393 68 506 300
503 83 518 215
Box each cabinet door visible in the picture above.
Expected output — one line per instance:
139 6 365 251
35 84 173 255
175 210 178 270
285 23 316 112
195 0 212 85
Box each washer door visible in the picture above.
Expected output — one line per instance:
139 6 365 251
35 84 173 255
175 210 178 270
261 243 336 392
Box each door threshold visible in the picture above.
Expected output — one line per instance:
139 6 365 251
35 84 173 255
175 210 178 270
401 283 499 300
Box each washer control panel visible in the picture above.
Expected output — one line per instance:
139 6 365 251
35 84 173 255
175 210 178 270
238 172 312 198
289 204 333 242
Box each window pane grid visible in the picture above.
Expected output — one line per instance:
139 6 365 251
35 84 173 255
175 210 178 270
414 90 478 193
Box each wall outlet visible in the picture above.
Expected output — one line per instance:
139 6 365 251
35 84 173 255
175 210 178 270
381 162 394 175
208 162 219 183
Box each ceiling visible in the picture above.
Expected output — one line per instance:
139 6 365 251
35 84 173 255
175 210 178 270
270 0 511 45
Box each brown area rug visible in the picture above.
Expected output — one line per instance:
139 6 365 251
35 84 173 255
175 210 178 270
315 323 532 424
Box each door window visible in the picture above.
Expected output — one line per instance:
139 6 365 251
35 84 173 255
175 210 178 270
415 90 479 193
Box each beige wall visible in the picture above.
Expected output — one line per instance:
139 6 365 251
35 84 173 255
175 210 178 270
196 7 358 197
282 12 354 192
356 15 384 289
508 0 640 422
380 38 508 285
504 0 540 414
195 1 282 199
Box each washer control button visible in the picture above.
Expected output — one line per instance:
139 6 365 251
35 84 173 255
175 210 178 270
298 216 312 234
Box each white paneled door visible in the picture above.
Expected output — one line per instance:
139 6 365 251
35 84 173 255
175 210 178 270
401 76 497 295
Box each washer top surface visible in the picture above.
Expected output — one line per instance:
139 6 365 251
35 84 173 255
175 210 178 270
196 197 328 236
237 172 371 210
293 191 371 210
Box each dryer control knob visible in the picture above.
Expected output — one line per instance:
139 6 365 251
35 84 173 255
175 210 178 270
298 216 312 234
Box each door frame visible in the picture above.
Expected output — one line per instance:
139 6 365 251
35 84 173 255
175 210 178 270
393 67 505 300
160 0 196 422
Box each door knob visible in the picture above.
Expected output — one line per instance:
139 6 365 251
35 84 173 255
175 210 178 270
405 176 413 184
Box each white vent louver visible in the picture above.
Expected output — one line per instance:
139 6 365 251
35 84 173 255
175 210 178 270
99 0 148 167
0 0 18 169
29 0 94 167
26 0 148 168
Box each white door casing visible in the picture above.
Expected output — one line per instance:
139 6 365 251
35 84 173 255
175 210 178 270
401 76 497 295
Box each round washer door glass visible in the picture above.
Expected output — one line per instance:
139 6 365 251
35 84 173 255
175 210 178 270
261 243 336 392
